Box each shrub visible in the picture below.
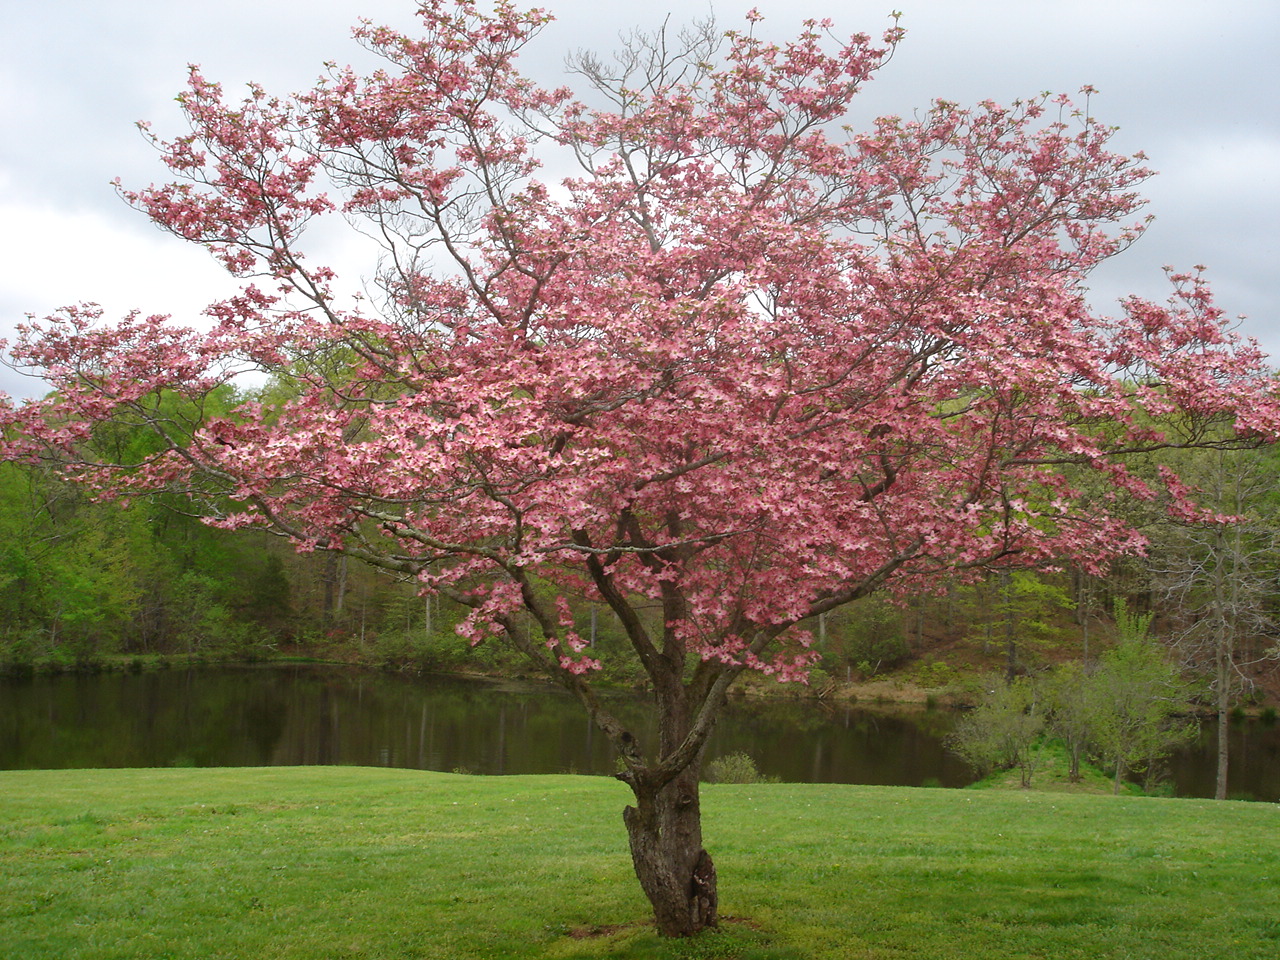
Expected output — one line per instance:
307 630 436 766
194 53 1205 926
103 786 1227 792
704 752 779 785
945 676 1044 787
913 658 960 689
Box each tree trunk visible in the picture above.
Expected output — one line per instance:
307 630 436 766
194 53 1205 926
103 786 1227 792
1215 646 1230 800
321 552 347 621
623 764 718 937
1212 523 1231 801
1002 572 1017 684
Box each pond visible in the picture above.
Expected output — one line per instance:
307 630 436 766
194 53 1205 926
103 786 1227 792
2 664 1277 800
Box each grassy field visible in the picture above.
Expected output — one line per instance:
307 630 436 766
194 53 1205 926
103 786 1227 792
2 767 1278 959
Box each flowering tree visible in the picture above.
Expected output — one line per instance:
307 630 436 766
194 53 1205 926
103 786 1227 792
3 1 1278 936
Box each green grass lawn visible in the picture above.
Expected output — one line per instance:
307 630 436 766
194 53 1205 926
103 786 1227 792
2 767 1277 959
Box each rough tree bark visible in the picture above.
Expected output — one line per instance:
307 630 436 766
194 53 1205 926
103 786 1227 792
608 624 729 936
624 764 717 937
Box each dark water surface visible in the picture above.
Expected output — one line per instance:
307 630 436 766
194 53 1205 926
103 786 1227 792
2 664 1277 799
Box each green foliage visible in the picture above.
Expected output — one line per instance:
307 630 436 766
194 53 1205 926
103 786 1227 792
0 468 145 660
953 642 1202 796
1088 635 1198 793
373 627 477 672
826 596 910 675
704 752 779 785
911 657 960 689
0 387 305 664
1043 660 1093 782
945 676 1045 787
964 738 1136 794
958 571 1073 677
0 451 296 665
1112 597 1154 646
369 590 527 674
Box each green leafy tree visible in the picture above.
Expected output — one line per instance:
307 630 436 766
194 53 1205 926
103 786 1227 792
1043 660 1093 783
816 595 910 679
0 463 49 653
1112 597 1154 646
0 396 299 663
0 464 145 662
1088 613 1197 794
961 571 1073 682
946 675 1045 787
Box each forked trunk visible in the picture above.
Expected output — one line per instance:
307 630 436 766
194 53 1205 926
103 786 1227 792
623 764 718 937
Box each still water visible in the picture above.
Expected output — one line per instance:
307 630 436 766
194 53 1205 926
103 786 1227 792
2 664 1277 800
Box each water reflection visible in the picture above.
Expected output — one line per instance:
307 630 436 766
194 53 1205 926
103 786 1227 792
1169 717 1280 802
1 664 1276 800
0 665 968 786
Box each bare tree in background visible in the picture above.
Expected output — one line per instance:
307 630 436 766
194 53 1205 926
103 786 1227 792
1154 448 1280 800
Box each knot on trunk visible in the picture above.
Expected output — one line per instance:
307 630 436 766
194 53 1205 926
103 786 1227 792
690 849 718 929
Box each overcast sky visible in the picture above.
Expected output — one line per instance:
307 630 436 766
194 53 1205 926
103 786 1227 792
2 0 1276 398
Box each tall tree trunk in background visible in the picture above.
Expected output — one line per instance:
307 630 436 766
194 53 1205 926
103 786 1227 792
1003 572 1018 684
1074 568 1094 666
322 553 348 621
1216 640 1230 800
1212 523 1231 801
1153 449 1280 801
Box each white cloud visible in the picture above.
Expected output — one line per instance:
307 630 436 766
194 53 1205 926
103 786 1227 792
0 196 240 323
0 191 247 398
1149 134 1280 206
